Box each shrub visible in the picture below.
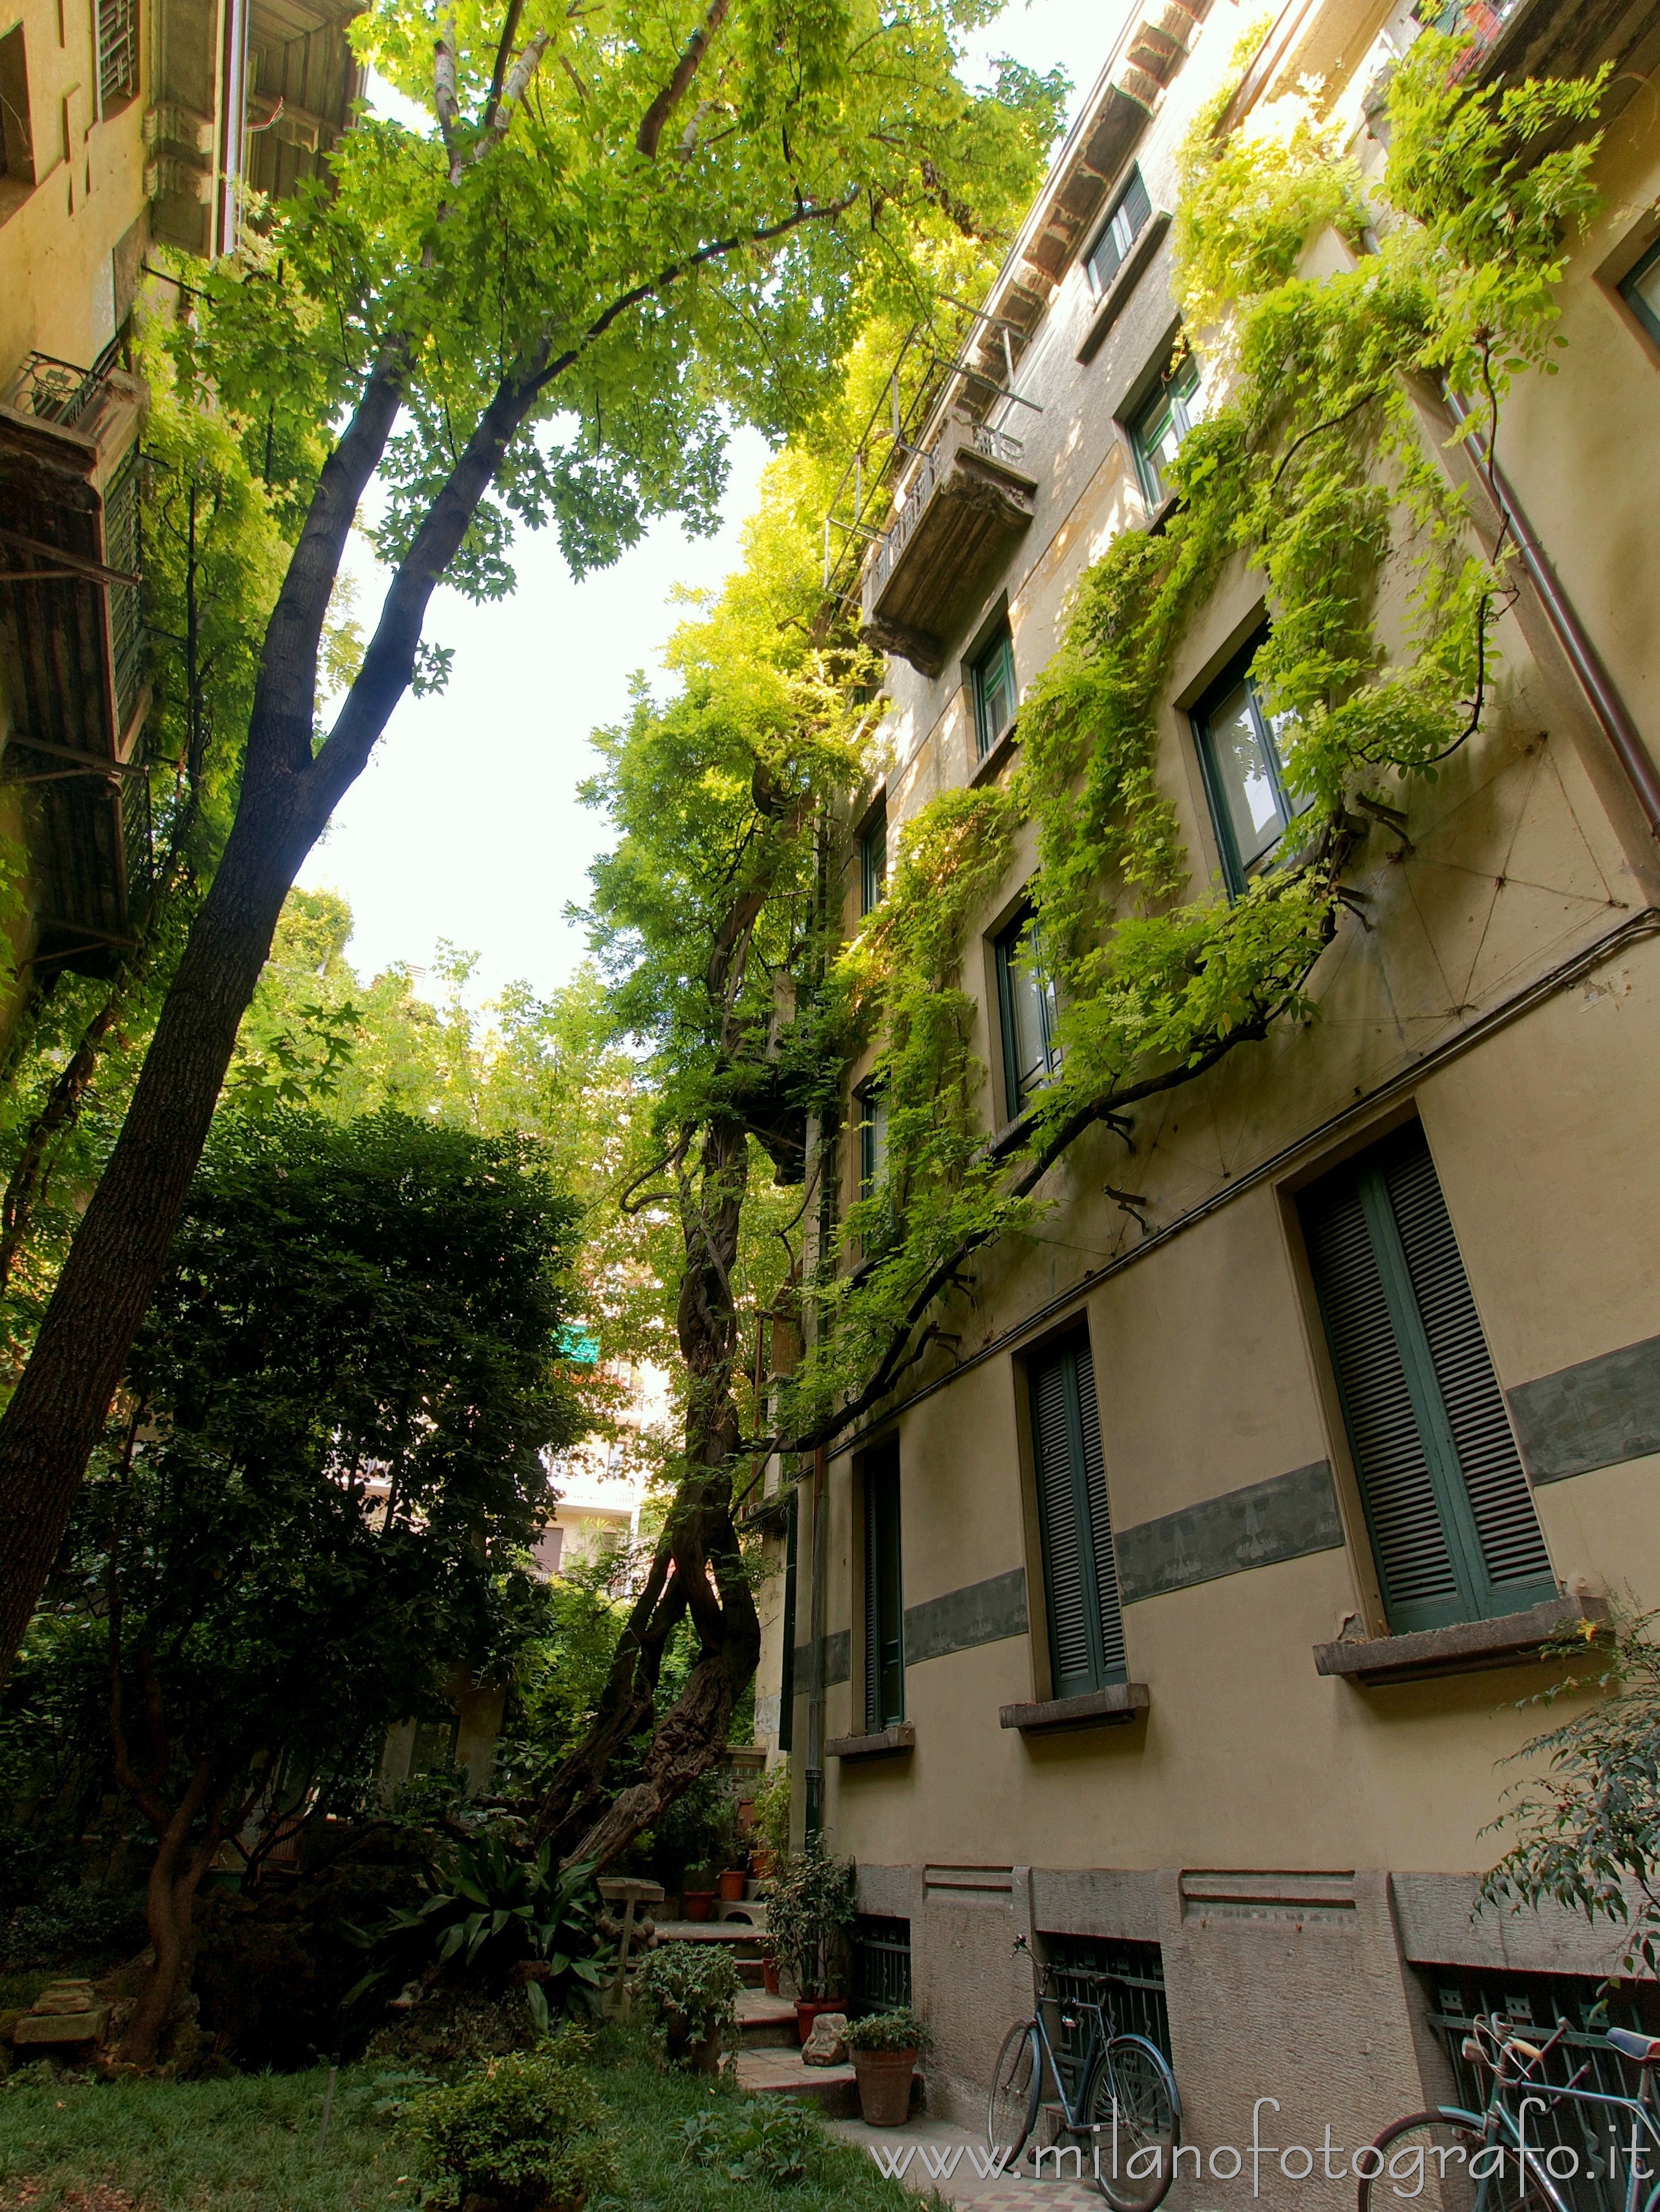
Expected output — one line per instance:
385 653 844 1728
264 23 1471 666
750 1766 791 1862
2 1881 146 1971
678 2095 821 2184
406 2035 616 2212
632 1941 740 2069
846 2006 930 2053
763 1840 855 2001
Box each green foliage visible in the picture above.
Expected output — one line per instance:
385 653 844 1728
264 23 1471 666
678 2095 822 2185
351 1843 608 2032
846 2006 930 2053
763 1840 856 2001
751 1764 791 1860
634 1939 741 2066
407 2036 615 2212
1479 1604 1660 1975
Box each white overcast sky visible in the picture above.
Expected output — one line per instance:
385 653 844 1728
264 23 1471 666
297 1 1131 1002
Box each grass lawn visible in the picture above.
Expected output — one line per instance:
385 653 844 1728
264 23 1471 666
0 2043 915 2212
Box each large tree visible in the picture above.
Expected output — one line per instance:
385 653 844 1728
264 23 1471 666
0 0 1059 1672
26 1106 583 2065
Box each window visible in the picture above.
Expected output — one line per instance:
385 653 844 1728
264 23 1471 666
1029 1335 1127 1700
1086 166 1152 296
1300 1122 1556 1636
862 1444 904 1731
1130 351 1205 508
776 1484 798 1752
95 0 137 113
973 622 1017 760
995 909 1060 1114
1190 639 1311 893
0 24 33 184
856 1083 888 1202
1620 236 1660 348
860 804 886 915
852 1916 912 2017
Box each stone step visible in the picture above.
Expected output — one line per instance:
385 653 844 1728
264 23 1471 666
656 1919 767 1953
736 1989 799 2049
735 2045 859 2117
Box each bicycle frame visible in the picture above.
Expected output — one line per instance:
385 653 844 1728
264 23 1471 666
1409 2016 1660 2212
1023 1941 1110 2130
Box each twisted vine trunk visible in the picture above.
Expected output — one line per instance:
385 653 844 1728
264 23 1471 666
537 1112 761 1866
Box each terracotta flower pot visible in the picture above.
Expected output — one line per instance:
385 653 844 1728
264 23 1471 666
851 2047 918 2127
762 1958 782 1997
718 1868 748 1901
683 1889 715 1922
751 1848 776 1879
795 1996 847 2045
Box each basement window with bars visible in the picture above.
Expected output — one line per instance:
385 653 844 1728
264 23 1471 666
1029 1335 1127 1700
862 1443 904 1732
1422 1966 1660 2212
1300 1122 1556 1635
95 0 138 113
1086 167 1152 296
851 1916 912 2017
1043 1936 1171 2093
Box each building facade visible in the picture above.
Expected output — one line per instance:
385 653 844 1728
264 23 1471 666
755 0 1660 2194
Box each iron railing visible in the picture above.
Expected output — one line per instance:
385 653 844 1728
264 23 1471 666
1043 1934 1173 2095
851 1914 913 2017
6 337 126 430
862 421 1029 602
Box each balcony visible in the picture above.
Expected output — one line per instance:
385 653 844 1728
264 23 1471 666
859 415 1038 679
0 348 155 978
1436 0 1660 101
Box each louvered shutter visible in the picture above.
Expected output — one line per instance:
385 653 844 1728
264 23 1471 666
1122 167 1152 240
863 1448 904 1730
1302 1125 1553 1633
1031 1339 1127 1695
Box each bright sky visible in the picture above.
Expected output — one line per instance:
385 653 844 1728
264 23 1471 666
296 0 1132 1002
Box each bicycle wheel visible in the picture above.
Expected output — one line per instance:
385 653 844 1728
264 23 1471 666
988 2021 1042 2167
1088 2034 1182 2212
1357 2112 1566 2212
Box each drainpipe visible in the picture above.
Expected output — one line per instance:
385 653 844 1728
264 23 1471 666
803 1443 827 1842
1443 388 1660 841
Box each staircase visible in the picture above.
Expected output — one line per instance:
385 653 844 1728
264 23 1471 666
651 1916 860 2116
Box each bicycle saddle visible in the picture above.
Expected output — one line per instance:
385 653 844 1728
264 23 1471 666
1607 2029 1660 2064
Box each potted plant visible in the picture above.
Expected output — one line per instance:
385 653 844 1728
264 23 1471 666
718 1867 748 1902
749 1766 791 1882
847 2008 930 2126
763 1838 855 2040
634 1943 741 2075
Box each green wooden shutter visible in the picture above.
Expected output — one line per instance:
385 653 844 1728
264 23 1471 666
1302 1125 1554 1633
863 1447 904 1730
777 1485 798 1753
1030 1338 1127 1696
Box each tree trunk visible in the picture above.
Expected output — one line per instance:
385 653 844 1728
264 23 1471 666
117 1757 215 2069
538 1114 762 1867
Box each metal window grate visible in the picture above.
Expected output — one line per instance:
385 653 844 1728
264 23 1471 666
851 1915 912 2017
1042 1934 1170 2095
96 0 138 110
1421 1965 1660 2212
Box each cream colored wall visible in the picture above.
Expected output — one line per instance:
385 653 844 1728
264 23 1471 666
0 0 150 381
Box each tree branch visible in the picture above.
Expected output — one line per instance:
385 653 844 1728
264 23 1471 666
636 0 730 160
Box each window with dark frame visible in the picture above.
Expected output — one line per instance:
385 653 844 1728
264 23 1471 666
1130 351 1205 508
972 622 1017 760
1189 635 1311 894
1028 1335 1127 1702
856 1082 888 1203
995 908 1060 1115
860 803 887 915
95 0 137 112
1300 1121 1556 1637
862 1444 904 1732
1085 165 1152 297
1620 236 1660 348
0 24 33 182
776 1484 798 1752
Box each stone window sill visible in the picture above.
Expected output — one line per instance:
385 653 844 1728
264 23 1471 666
971 724 1019 788
1077 212 1173 365
1313 1594 1609 1686
999 1683 1149 1735
826 1722 915 1760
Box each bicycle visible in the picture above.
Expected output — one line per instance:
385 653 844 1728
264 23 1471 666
1360 2013 1660 2212
987 1933 1182 2212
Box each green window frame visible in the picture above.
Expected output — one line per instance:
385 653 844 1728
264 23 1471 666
863 1444 904 1731
1190 637 1311 894
1029 1336 1126 1700
1620 236 1660 348
1301 1122 1556 1635
860 805 887 915
1130 352 1204 508
1086 165 1152 297
973 623 1017 760
995 908 1060 1116
856 1082 888 1203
